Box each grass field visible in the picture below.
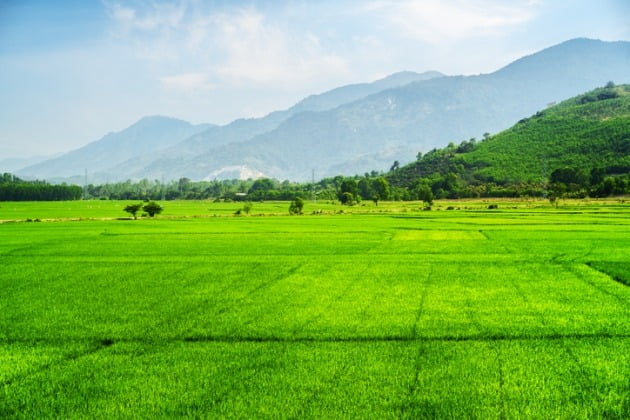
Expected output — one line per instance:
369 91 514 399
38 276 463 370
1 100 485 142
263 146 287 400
1 200 629 418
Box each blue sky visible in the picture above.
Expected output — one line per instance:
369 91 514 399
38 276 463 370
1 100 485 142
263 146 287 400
1 0 628 158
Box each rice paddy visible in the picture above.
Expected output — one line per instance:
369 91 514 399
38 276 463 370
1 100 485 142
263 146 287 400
1 200 628 418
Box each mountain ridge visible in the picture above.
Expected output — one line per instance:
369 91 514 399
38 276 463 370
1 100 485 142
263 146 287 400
130 38 630 181
16 116 214 181
110 70 445 173
13 38 630 183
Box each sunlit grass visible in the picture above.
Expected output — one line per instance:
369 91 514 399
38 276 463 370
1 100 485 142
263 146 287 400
1 201 629 418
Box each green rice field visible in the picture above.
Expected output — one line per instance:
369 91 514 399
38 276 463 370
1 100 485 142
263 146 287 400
1 200 629 418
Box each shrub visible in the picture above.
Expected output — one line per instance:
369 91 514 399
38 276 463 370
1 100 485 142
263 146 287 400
123 203 143 219
340 192 355 206
289 197 304 215
142 201 163 217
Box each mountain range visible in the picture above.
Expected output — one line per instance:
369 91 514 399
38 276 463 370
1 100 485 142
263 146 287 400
12 38 630 183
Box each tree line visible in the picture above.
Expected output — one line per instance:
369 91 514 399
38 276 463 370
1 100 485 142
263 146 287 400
0 173 83 201
2 167 628 204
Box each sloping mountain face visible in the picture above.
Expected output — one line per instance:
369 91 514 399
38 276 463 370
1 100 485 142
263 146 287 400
389 84 630 190
108 70 444 178
18 70 441 183
17 116 213 181
288 70 445 114
124 38 630 182
17 39 630 183
459 85 630 183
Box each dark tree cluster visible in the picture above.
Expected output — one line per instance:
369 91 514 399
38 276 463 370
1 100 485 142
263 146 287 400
0 173 83 201
123 201 163 219
549 167 630 199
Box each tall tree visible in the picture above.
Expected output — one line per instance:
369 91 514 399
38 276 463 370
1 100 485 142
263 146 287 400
371 177 390 206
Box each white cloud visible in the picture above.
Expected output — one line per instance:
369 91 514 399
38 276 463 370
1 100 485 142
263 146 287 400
108 3 136 23
210 8 348 85
104 0 185 33
159 72 214 91
103 2 350 92
365 0 539 44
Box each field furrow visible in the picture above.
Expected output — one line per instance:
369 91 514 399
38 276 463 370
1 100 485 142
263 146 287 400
1 201 629 418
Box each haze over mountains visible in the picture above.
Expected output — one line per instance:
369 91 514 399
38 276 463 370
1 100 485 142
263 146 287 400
17 117 213 181
13 38 630 183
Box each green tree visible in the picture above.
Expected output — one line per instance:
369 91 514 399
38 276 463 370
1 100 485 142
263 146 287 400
248 178 277 194
550 167 587 196
123 203 143 219
178 177 191 193
590 167 605 186
413 183 434 206
358 179 372 201
550 167 587 186
289 197 304 214
371 177 390 206
339 192 356 205
338 179 359 205
142 201 163 217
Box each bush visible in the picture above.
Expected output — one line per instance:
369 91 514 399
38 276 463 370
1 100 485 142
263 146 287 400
289 197 304 215
143 201 163 217
340 192 355 206
123 203 143 219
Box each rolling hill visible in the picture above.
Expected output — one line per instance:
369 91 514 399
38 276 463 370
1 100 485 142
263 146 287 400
389 84 630 196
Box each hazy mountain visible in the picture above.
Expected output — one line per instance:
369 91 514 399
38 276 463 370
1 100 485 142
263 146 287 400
19 39 630 183
289 70 445 114
111 70 445 171
390 84 630 187
16 116 213 180
0 154 60 173
130 38 630 181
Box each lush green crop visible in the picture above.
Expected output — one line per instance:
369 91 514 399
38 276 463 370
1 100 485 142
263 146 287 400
1 201 629 418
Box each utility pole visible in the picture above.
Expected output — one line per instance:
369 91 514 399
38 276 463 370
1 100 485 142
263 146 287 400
84 168 88 200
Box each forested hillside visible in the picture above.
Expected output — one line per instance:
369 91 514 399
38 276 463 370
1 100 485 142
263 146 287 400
389 84 630 198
